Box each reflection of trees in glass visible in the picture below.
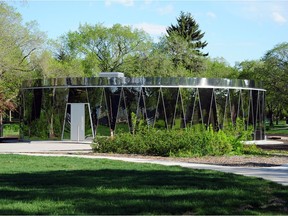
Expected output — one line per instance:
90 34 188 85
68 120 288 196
223 90 232 129
255 91 265 139
181 88 195 127
173 89 186 129
162 88 178 129
115 89 130 134
207 90 217 130
97 88 111 136
154 88 167 129
214 88 227 129
137 88 147 122
191 88 203 126
142 87 159 127
104 87 121 133
86 87 103 136
122 87 141 132
229 89 241 124
198 88 213 127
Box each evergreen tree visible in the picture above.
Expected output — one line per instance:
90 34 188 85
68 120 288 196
167 11 208 57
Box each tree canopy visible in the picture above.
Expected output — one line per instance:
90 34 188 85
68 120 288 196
0 2 45 112
62 23 153 75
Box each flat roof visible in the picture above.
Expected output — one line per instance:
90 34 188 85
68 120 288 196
21 77 265 91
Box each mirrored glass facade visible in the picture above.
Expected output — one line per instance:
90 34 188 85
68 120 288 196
20 77 266 141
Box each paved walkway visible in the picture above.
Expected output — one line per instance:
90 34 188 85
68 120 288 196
0 141 288 186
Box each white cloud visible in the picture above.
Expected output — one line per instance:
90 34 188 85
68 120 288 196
240 1 287 24
206 12 216 19
143 0 153 5
133 23 167 36
105 0 134 7
272 11 286 24
157 4 174 15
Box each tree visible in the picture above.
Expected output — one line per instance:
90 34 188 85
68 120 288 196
0 2 45 135
261 42 288 125
237 43 288 126
166 11 208 74
62 23 153 74
203 57 238 78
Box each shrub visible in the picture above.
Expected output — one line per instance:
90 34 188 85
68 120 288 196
93 125 249 157
92 117 253 157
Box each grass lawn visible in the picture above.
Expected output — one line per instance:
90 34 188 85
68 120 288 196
0 154 287 215
266 121 288 135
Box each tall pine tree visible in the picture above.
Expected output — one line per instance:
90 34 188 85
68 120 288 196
167 11 208 57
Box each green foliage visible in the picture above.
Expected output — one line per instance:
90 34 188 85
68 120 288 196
203 57 238 78
166 11 208 57
242 144 266 156
0 2 45 105
93 119 252 157
3 123 19 136
62 23 153 73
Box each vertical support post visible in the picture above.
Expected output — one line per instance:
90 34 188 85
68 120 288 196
61 103 69 140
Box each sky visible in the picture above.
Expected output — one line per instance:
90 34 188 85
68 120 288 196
8 0 288 66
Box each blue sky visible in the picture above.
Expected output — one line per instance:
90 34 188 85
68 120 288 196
9 0 288 66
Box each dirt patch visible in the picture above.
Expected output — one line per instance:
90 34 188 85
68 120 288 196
81 152 288 167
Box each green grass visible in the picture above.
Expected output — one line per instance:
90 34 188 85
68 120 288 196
266 121 288 135
2 124 19 137
0 155 287 215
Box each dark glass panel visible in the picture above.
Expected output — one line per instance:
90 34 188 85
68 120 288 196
162 88 178 129
254 90 265 140
173 88 186 129
123 87 141 132
86 87 103 136
180 88 195 127
142 87 159 127
259 91 265 139
208 89 218 130
84 104 94 139
49 88 69 140
97 88 111 136
21 89 34 139
104 87 121 134
154 88 167 129
31 88 43 122
62 103 71 140
229 89 241 124
136 88 147 123
42 88 70 140
223 90 232 129
115 88 130 134
241 89 250 129
191 88 203 126
237 89 245 120
249 90 256 128
68 88 88 103
199 88 213 127
214 88 227 130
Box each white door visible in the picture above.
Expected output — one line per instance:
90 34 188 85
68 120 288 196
70 103 85 141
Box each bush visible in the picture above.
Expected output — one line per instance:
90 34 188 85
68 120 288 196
92 121 253 157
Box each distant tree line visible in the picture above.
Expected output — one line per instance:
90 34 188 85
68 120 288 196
0 1 288 129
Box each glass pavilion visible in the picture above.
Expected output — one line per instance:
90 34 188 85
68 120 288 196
20 77 266 141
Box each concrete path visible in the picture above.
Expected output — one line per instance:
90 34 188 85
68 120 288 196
0 141 92 153
0 141 288 186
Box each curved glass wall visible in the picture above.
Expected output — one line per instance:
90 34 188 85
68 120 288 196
20 77 266 141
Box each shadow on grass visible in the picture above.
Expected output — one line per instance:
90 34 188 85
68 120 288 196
0 168 288 215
